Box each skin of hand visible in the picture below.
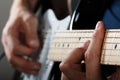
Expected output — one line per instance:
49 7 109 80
1 0 41 75
60 21 106 80
60 21 120 80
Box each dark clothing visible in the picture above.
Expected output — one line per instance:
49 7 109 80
72 0 120 29
103 0 120 29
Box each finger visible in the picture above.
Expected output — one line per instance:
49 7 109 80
108 67 120 80
61 73 69 80
60 41 89 80
85 21 106 80
10 54 41 72
3 31 34 56
1 20 22 58
22 15 40 49
60 40 90 71
59 48 85 73
61 73 86 80
14 44 34 56
15 66 39 75
61 40 89 64
60 69 86 80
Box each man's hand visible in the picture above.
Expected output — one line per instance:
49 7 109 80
1 0 41 75
60 21 106 80
60 21 120 80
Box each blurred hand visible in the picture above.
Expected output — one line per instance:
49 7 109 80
60 21 106 80
1 4 41 75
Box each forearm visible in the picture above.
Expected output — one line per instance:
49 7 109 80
12 0 40 13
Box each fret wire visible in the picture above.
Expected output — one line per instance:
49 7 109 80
108 32 117 63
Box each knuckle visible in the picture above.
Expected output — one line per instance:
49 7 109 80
2 21 18 36
2 27 8 36
28 40 40 49
92 32 98 39
1 32 9 46
85 51 93 61
24 14 38 26
59 62 71 72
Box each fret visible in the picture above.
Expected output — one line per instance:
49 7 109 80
52 36 120 43
48 29 120 66
115 32 120 37
102 49 120 56
55 30 93 38
105 38 120 43
103 43 120 49
51 43 120 50
106 31 116 37
101 56 120 65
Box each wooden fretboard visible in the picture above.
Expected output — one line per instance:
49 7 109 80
48 29 120 66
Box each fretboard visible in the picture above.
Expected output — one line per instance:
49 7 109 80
48 29 120 66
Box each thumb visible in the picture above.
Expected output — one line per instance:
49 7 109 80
26 31 40 49
24 17 40 49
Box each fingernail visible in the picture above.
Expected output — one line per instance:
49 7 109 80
29 40 39 46
95 21 101 30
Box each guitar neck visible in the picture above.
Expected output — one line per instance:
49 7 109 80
48 29 120 66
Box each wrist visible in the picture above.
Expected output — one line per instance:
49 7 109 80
11 0 40 13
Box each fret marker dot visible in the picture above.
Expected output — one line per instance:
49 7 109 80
62 44 64 47
115 44 117 49
67 44 70 47
79 37 81 41
58 44 60 47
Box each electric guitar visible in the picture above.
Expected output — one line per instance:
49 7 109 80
22 9 71 80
